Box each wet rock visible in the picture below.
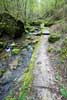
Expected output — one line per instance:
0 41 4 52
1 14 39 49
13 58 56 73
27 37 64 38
27 45 33 51
9 57 19 70
0 69 5 78
2 70 12 85
0 41 7 52
5 47 11 52
32 39 39 44
10 42 16 48
42 29 50 35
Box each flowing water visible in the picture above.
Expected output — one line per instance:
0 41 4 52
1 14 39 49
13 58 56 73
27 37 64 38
0 35 34 100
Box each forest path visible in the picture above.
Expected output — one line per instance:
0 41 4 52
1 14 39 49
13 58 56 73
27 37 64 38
31 35 60 100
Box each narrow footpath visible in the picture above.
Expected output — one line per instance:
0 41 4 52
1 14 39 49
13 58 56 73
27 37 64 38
31 35 61 100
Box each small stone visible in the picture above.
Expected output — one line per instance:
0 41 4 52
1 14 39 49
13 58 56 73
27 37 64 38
11 42 16 48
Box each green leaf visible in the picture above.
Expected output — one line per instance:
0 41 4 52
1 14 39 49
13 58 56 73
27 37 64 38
60 85 67 98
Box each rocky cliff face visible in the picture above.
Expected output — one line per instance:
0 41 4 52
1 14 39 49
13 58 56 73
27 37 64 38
0 13 25 38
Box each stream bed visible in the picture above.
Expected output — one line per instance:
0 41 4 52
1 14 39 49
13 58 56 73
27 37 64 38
0 34 39 100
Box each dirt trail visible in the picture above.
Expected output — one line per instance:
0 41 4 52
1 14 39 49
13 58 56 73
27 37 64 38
31 35 60 100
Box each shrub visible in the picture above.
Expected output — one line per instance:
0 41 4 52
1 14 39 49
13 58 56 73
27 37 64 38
60 84 67 98
48 33 60 43
44 18 54 27
47 47 53 52
44 20 54 27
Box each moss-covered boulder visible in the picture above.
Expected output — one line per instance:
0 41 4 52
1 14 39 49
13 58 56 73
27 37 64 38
48 33 60 43
12 48 20 55
44 20 54 27
25 24 35 34
0 13 25 38
30 20 42 26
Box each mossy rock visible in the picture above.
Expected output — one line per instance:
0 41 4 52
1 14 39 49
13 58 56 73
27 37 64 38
30 27 35 32
10 42 16 48
32 39 39 44
0 41 6 51
47 47 53 52
44 20 54 27
6 97 16 100
0 13 25 38
0 42 4 48
25 24 35 32
12 48 20 55
0 69 5 77
25 23 31 31
30 20 42 26
48 33 60 43
43 18 55 27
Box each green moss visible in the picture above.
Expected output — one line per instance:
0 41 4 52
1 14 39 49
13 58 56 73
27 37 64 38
44 21 54 27
48 33 60 43
12 48 20 55
47 47 53 52
60 84 67 98
55 74 60 80
11 42 16 48
25 24 35 33
5 97 16 100
0 69 5 77
55 48 61 53
0 13 25 38
25 24 31 31
44 18 54 27
30 26 35 32
30 20 42 26
18 38 40 100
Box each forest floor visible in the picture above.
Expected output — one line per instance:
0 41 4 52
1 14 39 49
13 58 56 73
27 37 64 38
28 35 62 100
